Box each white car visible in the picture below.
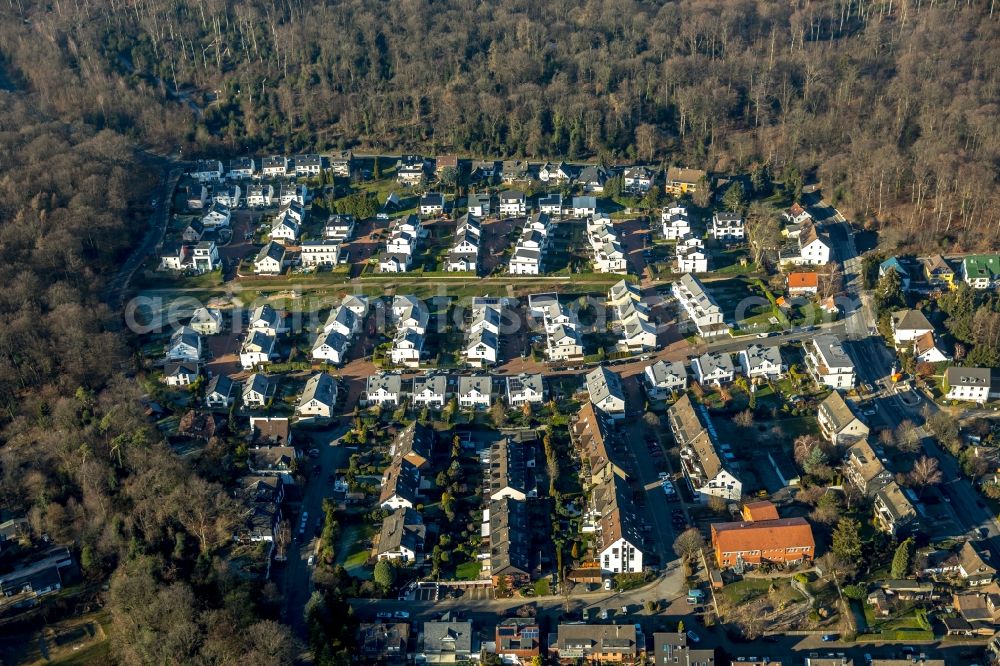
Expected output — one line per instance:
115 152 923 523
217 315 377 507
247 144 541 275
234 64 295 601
393 611 409 619
658 472 669 481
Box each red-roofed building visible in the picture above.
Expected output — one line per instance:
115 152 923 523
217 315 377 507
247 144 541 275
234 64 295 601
742 500 780 522
712 502 815 570
787 272 819 295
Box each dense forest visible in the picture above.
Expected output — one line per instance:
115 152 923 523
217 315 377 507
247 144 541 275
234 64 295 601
2 0 999 250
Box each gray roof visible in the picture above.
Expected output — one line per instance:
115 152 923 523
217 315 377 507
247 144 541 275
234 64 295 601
256 241 285 264
892 309 933 332
422 621 473 655
646 360 687 387
299 373 337 409
506 373 544 396
742 343 783 370
206 374 235 398
243 373 275 399
944 366 992 388
696 351 735 376
164 361 199 377
585 366 624 405
380 459 420 505
459 374 493 398
367 373 402 395
811 335 854 370
313 329 349 354
572 195 597 209
377 507 425 556
818 391 862 433
488 497 531 576
488 437 535 498
413 373 448 396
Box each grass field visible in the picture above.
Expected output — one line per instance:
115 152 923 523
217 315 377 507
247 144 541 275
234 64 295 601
455 560 483 580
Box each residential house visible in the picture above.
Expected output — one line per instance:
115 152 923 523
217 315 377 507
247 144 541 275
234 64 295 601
446 213 481 273
278 183 309 206
739 344 786 380
805 335 856 389
962 254 1000 289
664 166 706 196
953 591 1000 633
188 241 217 273
185 183 208 210
891 309 934 347
293 153 323 176
959 541 998 587
434 154 459 178
817 391 869 446
392 294 429 334
591 475 645 574
672 273 730 338
574 402 627 488
213 185 241 208
644 360 688 399
467 192 491 217
623 166 654 194
465 327 498 367
588 219 627 273
506 373 545 406
163 361 199 387
607 278 642 309
780 221 832 266
188 307 222 336
495 619 541 662
669 394 742 502
485 435 536 499
254 241 287 275
269 212 300 244
484 498 532 587
250 416 291 446
357 622 410 663
201 201 231 228
376 508 425 563
538 192 563 216
585 366 626 419
570 195 597 217
710 212 745 241
418 619 474 664
249 304 282 336
661 206 692 240
552 622 644 664
921 254 955 290
0 546 75 602
616 309 657 351
783 202 812 227
538 161 573 183
879 257 911 290
913 331 950 364
945 366 996 403
240 330 277 368
577 164 609 193
309 330 348 366
692 352 735 386
676 236 709 273
182 218 205 242
261 155 289 178
167 326 202 362
380 459 420 510
300 240 341 267
844 439 892 496
247 443 295 475
787 271 819 295
329 151 353 178
470 160 498 182
324 214 355 241
189 159 223 182
296 373 338 419
419 192 445 216
342 294 369 318
803 655 853 666
365 374 402 407
501 160 529 183
205 374 237 409
389 328 425 368
874 481 918 535
458 375 493 410
651 632 717 666
509 215 551 275
499 190 527 217
390 422 434 471
396 154 427 185
242 373 276 409
411 374 448 410
160 243 190 270
379 214 422 273
711 503 815 570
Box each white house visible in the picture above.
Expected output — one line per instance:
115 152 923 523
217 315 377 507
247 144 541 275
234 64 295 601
300 240 341 267
392 294 429 334
311 330 350 364
341 294 369 318
249 304 283 336
254 242 286 275
710 212 745 241
592 477 644 574
817 391 870 446
163 361 199 387
661 206 692 240
672 273 730 338
261 155 289 178
467 193 491 217
962 254 1000 290
577 165 609 193
676 236 708 273
499 190 526 217
396 155 428 185
538 161 573 183
780 222 832 266
205 374 237 408
296 373 338 419
329 151 353 177
446 214 481 273
246 184 274 208
376 508 425 563
323 306 359 338
242 373 276 408
293 154 323 177
213 185 241 208
509 246 542 275
278 184 309 207
160 244 190 271
692 352 735 386
738 344 786 380
623 166 654 193
913 332 950 364
365 373 402 407
324 214 355 241
190 307 223 335
465 329 499 366
538 193 563 216
643 360 687 399
166 326 202 362
570 196 597 217
270 214 300 244
805 335 856 389
588 220 628 274
419 192 445 216
389 329 425 368
585 366 626 419
458 375 493 410
378 252 411 273
891 309 934 347
228 157 255 179
618 316 657 352
240 331 277 368
191 241 219 273
506 373 545 406
668 394 743 503
546 324 584 362
945 367 996 404
189 159 224 182
201 202 231 228
411 374 448 409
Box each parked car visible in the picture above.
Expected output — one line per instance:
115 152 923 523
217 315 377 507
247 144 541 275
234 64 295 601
393 611 410 619
377 611 392 619
822 634 838 642
686 631 700 643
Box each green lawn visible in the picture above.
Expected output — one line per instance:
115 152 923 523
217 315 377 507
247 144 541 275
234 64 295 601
720 578 774 604
455 560 482 580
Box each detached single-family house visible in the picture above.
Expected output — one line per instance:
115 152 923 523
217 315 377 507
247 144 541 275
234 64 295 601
538 192 563 216
787 272 819 295
392 294 429 334
190 307 223 335
380 460 420 510
710 212 745 241
240 331 277 368
166 326 202 362
419 192 445 216
664 166 706 196
961 254 1000 289
692 352 735 386
324 214 355 241
201 202 231 228
296 373 338 419
389 328 425 368
891 309 934 347
205 374 237 409
163 361 199 387
661 206 692 240
467 192 491 217
958 541 998 587
499 190 526 217
577 165 609 193
254 242 286 275
644 360 688 399
185 184 208 210
213 185 241 208
261 155 290 178
676 236 708 273
913 331 950 364
249 304 283 336
538 161 573 183
160 243 190 271
376 508 425 563
879 257 911 290
458 375 493 410
189 159 224 182
269 213 300 244
293 153 323 176
501 160 529 183
329 150 353 177
817 391 869 446
585 366 626 419
311 330 349 365
506 373 544 407
396 155 428 185
300 240 341 267
245 183 274 208
623 166 654 193
242 373 276 409
945 366 996 403
739 344 786 380
570 196 597 217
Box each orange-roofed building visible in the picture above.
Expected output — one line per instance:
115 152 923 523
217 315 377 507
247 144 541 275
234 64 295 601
787 272 819 295
741 500 780 522
712 517 815 570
